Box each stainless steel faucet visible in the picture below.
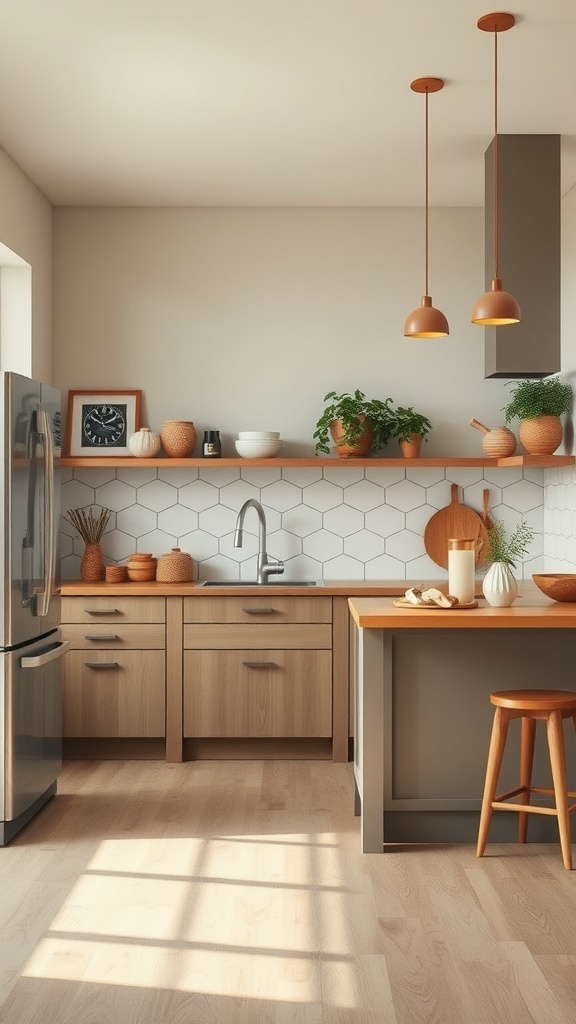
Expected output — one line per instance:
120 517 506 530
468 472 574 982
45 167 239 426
233 499 285 584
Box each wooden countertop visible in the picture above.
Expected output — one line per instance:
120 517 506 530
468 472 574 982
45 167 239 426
348 586 576 629
61 579 424 597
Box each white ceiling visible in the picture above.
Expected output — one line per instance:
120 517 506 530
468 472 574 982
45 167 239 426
0 0 575 208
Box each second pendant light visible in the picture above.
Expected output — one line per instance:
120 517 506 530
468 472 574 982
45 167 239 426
471 11 521 326
404 77 449 339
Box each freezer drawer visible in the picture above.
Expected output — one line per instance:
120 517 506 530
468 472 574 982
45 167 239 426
1 632 68 823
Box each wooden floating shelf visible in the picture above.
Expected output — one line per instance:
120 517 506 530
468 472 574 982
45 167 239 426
59 455 576 469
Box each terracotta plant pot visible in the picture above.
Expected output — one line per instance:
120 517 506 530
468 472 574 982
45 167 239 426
399 433 422 459
518 415 563 455
329 417 374 458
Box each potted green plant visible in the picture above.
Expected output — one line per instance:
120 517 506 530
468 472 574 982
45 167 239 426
483 517 535 607
313 390 395 457
503 377 572 455
390 406 432 458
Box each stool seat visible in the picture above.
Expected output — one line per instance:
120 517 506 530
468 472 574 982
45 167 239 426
477 688 576 870
491 689 576 712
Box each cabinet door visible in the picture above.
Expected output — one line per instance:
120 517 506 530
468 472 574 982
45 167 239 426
63 650 166 737
62 596 166 624
183 596 332 623
62 624 165 649
183 649 332 737
184 623 331 649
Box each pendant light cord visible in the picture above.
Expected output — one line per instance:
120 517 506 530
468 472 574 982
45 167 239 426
424 87 429 296
493 27 499 281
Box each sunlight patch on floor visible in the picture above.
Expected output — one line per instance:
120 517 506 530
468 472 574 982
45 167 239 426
20 833 363 1007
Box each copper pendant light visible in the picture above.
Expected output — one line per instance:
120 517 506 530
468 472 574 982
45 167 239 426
472 12 521 326
404 77 449 339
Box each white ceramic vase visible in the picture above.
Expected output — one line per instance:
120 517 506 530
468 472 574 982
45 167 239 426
128 427 161 458
482 561 519 607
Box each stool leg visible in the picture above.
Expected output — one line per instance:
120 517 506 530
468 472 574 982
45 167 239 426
546 710 573 871
519 716 536 843
477 706 510 858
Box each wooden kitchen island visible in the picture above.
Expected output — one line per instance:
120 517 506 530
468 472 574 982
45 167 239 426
348 591 576 853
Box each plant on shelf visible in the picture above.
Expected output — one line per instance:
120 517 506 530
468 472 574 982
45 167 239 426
313 390 395 457
390 406 432 458
482 517 535 608
503 376 573 456
486 518 535 567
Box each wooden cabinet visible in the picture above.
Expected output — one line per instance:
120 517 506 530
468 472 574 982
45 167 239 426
182 595 332 741
61 596 166 739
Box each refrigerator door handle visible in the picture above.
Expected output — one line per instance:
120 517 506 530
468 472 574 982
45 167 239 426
35 409 56 618
20 640 70 669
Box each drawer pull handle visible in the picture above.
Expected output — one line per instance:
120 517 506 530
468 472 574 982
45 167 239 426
85 608 119 615
84 634 119 641
84 661 119 669
242 660 277 669
242 607 276 615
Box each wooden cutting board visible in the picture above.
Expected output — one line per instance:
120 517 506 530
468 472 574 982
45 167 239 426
481 487 495 532
424 483 489 569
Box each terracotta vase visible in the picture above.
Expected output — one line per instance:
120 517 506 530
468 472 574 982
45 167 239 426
399 433 422 459
518 415 563 456
80 542 105 582
160 420 197 458
330 417 374 458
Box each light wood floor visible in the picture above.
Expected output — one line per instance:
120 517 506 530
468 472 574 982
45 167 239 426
0 759 575 1024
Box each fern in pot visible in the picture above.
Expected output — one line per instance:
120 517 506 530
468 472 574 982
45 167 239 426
503 376 572 455
313 390 395 457
482 517 535 607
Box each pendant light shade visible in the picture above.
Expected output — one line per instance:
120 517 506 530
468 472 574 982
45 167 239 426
472 12 521 326
404 77 448 339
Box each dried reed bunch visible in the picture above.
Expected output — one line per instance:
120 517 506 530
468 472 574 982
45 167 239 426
64 505 111 544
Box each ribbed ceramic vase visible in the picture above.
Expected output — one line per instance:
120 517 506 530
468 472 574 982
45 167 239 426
128 427 162 458
482 561 518 607
160 420 197 458
81 542 105 582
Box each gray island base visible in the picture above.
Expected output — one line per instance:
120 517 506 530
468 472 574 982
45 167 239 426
348 594 576 854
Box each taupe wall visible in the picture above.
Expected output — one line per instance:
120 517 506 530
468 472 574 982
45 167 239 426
0 147 53 382
53 205 518 457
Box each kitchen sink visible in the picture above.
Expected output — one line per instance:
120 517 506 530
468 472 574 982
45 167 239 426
198 580 323 587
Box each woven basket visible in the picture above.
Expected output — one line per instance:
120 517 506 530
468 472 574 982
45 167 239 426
519 415 563 455
105 565 128 583
160 420 197 458
156 547 194 582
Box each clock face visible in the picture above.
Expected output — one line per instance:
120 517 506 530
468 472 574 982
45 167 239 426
81 403 127 447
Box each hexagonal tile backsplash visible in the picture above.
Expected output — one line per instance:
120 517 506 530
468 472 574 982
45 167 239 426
60 466 546 582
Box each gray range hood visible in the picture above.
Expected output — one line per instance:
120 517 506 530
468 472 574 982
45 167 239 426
483 134 560 379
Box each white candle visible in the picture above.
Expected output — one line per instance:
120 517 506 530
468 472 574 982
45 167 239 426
447 538 476 604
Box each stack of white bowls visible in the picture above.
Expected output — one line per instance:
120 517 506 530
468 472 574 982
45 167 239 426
235 431 282 458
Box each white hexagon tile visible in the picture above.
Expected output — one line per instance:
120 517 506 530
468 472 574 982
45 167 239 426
59 465 553 580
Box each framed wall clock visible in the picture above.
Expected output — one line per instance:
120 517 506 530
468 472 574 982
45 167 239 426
66 389 142 456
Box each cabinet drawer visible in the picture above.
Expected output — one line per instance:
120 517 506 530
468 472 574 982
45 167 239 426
184 596 332 624
184 623 332 649
62 623 166 650
183 650 332 737
63 650 166 737
62 596 166 624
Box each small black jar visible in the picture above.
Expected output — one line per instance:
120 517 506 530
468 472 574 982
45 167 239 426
202 430 221 458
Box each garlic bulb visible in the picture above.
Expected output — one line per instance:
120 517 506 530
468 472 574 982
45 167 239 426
128 427 161 458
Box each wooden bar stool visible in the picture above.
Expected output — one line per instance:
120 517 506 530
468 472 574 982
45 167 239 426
477 689 576 870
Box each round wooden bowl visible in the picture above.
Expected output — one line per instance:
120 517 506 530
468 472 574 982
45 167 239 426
532 574 576 602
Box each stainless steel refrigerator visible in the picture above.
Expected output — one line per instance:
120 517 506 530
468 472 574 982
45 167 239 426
0 371 68 845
